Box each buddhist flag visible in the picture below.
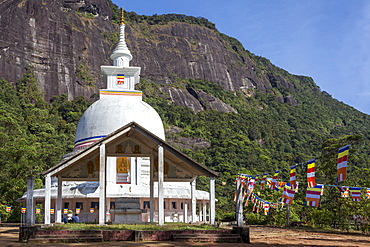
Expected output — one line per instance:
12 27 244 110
290 164 298 189
245 198 249 206
260 173 268 190
246 179 256 196
337 186 349 197
349 187 362 201
21 207 26 213
6 206 11 212
252 202 256 212
116 74 125 85
263 203 270 215
306 184 324 207
366 188 370 199
337 145 350 182
36 208 41 214
63 208 68 214
254 174 260 187
307 159 316 188
270 170 280 190
282 186 296 205
50 208 55 214
257 201 263 214
90 208 95 213
76 208 81 214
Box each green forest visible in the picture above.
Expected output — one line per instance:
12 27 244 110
1 2 370 229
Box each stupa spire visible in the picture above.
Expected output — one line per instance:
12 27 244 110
110 7 132 67
120 7 125 25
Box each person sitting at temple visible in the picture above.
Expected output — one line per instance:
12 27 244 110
72 214 80 223
62 215 68 224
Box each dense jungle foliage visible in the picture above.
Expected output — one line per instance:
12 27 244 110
1 3 370 228
0 70 91 220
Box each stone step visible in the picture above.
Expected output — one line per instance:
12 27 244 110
172 233 242 243
33 233 103 238
35 230 102 236
28 235 103 244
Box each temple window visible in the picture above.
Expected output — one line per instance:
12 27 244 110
91 202 99 210
76 202 83 210
143 201 150 209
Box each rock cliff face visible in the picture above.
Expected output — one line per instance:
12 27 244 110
0 0 297 111
0 0 114 100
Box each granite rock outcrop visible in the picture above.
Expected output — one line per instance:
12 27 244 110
0 0 297 112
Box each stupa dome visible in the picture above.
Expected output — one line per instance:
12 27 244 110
73 10 165 150
74 94 165 149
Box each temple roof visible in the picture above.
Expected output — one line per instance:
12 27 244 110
43 122 219 180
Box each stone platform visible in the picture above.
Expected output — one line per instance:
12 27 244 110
20 227 250 243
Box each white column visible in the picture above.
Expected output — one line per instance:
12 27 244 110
209 177 216 225
106 197 111 223
158 144 164 225
26 176 34 226
236 178 243 227
99 143 106 225
44 174 51 225
149 155 154 222
56 176 62 223
191 178 197 223
198 203 202 221
203 202 207 223
136 157 142 185
184 201 188 223
131 157 136 185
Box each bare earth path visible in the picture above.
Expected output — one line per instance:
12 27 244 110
1 225 370 246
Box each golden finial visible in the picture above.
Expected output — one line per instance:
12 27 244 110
120 8 125 25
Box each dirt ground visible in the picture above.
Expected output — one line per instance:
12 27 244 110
1 225 370 247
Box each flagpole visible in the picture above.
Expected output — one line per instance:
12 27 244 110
286 204 290 226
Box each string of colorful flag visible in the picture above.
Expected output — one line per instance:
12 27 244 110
235 144 370 214
1 206 98 214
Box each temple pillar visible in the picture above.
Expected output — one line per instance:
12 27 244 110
158 144 164 225
44 174 51 225
99 143 106 225
56 176 62 223
198 203 202 221
184 201 188 223
191 178 197 223
26 176 34 226
106 197 111 223
136 157 141 185
203 202 207 223
131 157 136 185
209 177 216 225
236 178 243 227
149 155 154 222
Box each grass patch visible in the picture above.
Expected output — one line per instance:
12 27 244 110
43 223 220 231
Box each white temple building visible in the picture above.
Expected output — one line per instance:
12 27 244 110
19 9 218 225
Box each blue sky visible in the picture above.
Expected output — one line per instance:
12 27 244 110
112 0 370 115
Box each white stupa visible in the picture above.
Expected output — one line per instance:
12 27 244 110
19 9 216 225
73 13 165 150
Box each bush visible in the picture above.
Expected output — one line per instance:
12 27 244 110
217 212 235 222
246 213 268 225
307 208 334 228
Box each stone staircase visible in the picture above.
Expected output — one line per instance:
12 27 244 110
172 233 242 243
20 226 250 243
27 230 103 244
